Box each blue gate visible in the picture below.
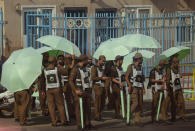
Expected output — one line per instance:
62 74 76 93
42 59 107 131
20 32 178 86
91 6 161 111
26 12 195 76
0 8 4 65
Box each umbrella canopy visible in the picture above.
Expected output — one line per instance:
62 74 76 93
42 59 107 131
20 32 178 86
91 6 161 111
1 47 43 92
93 38 132 60
120 33 161 49
48 50 63 57
159 46 190 61
122 50 155 72
37 35 81 57
36 46 52 54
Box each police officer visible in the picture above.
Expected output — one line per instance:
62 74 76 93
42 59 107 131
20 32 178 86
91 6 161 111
41 56 68 126
91 55 108 121
69 55 94 130
14 85 37 125
86 56 93 88
104 61 114 109
111 55 127 119
57 55 71 122
125 53 145 127
38 52 49 116
149 59 170 124
165 55 187 122
64 54 76 120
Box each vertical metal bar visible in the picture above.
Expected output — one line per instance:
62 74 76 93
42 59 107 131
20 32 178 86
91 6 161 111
0 9 3 65
64 13 67 38
26 13 29 47
78 12 81 51
82 13 84 54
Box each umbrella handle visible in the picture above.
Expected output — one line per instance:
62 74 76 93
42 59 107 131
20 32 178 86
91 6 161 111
120 89 125 119
126 93 131 124
156 92 163 121
79 97 84 129
63 94 70 121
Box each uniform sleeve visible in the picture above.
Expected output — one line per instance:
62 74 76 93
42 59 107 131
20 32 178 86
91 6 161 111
111 67 118 78
69 68 78 92
166 68 171 90
125 65 132 87
149 69 155 84
57 65 67 75
38 71 46 92
91 66 102 82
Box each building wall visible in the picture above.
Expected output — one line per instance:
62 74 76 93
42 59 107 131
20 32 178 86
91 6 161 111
2 0 195 56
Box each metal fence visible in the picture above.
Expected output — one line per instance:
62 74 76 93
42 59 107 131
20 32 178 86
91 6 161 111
0 8 4 65
26 12 195 76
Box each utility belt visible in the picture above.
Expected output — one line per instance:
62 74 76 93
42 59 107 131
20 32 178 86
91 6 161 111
115 78 127 87
152 87 164 92
76 78 91 90
84 88 92 93
132 81 143 88
151 84 163 91
47 87 60 90
170 84 182 92
94 81 104 87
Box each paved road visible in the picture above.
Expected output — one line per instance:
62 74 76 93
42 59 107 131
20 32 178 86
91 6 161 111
0 100 195 131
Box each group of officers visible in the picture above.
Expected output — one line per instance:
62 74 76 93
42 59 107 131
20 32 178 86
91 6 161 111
13 51 188 130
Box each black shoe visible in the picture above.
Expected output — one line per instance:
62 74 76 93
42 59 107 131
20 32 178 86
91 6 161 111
77 126 85 131
51 124 57 127
20 122 27 126
86 124 95 130
15 118 19 122
179 117 190 122
135 122 144 127
59 123 68 127
114 115 121 119
161 120 172 125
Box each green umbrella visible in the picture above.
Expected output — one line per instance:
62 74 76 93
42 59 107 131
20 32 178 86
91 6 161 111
48 50 63 57
1 47 42 92
122 50 155 72
159 46 190 61
93 38 132 60
36 46 52 54
37 35 81 57
120 33 161 49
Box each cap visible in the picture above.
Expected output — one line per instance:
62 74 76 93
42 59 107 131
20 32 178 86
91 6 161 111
133 53 143 59
115 55 124 61
159 59 168 65
99 55 106 60
79 55 88 62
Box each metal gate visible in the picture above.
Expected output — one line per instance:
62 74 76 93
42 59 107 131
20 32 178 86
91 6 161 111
0 8 4 65
26 12 195 76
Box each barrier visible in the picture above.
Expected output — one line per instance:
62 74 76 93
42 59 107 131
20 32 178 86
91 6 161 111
178 64 195 100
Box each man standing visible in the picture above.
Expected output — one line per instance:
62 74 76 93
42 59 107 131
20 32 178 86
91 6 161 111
91 55 108 121
125 53 145 127
149 59 170 124
69 55 94 130
38 52 49 116
14 85 37 125
111 55 127 119
41 56 67 126
64 54 76 120
165 55 187 122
